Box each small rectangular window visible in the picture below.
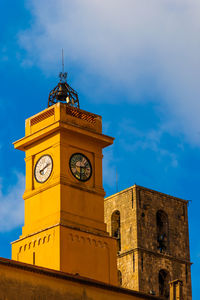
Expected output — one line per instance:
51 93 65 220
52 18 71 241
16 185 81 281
33 252 35 265
138 190 141 208
183 205 186 221
133 253 135 272
185 264 188 283
141 253 143 272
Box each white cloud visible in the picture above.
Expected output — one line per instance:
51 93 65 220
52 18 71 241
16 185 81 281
19 0 200 144
118 119 179 168
103 148 117 188
0 173 24 232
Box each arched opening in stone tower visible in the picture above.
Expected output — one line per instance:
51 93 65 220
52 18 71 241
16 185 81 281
159 269 170 298
111 210 121 252
156 210 169 253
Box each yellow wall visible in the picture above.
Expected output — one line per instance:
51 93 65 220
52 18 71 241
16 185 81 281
0 258 161 300
12 103 118 285
12 226 60 270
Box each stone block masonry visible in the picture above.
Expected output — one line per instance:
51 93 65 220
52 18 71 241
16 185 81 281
104 185 192 299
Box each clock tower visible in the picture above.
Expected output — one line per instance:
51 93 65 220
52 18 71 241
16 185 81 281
12 75 118 285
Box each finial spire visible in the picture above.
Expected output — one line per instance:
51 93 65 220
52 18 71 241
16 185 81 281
59 49 67 83
62 48 64 73
48 49 80 108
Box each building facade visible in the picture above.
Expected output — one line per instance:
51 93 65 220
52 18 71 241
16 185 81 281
104 184 192 299
11 100 118 285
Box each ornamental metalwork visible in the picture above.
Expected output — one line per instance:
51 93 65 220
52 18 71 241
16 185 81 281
48 72 80 108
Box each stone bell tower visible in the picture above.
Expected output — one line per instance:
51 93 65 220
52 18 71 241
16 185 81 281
104 184 192 299
12 72 118 285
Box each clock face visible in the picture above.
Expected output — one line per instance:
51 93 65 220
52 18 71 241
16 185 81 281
69 153 92 181
34 155 53 183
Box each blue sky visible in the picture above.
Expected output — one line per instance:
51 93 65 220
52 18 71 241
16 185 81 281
0 0 200 297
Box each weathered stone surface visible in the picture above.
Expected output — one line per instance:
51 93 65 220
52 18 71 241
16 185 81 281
104 185 192 299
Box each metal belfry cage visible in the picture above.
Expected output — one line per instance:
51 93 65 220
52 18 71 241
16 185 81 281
48 72 80 108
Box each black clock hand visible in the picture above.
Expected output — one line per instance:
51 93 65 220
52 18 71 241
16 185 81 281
40 163 50 174
80 166 84 180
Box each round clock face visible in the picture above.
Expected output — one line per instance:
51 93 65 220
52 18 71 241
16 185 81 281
34 155 53 183
69 153 92 181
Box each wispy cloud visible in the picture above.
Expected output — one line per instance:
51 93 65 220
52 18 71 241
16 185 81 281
0 172 24 232
103 148 117 188
18 0 200 145
118 119 179 168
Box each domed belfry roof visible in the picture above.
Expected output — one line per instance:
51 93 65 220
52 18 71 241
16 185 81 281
48 71 80 109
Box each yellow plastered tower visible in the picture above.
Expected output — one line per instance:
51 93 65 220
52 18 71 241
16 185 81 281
12 102 118 285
